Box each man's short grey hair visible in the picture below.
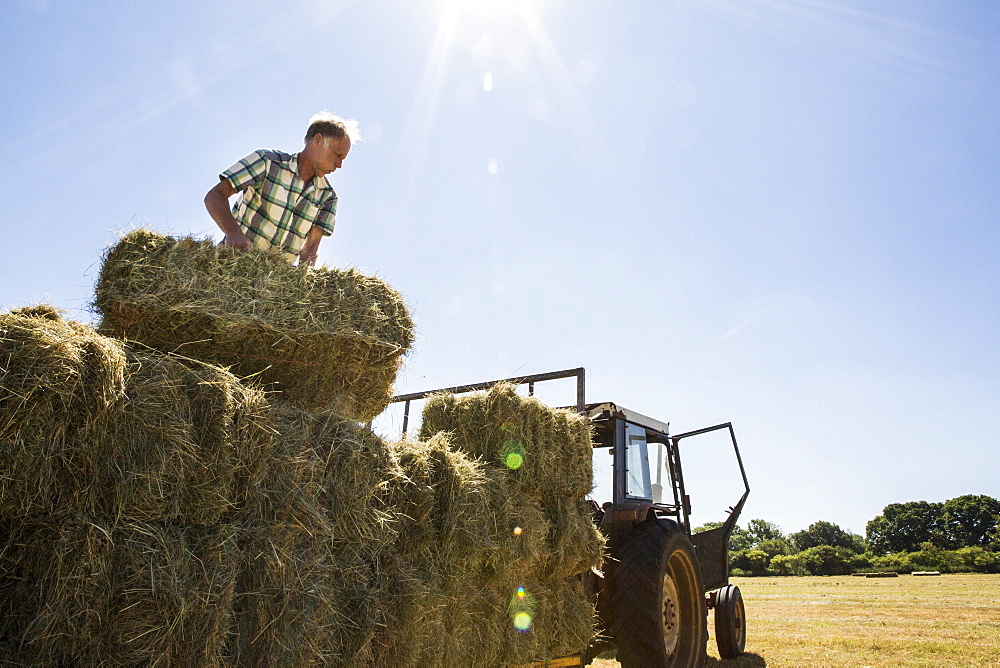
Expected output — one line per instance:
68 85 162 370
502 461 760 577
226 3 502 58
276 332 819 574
305 111 361 143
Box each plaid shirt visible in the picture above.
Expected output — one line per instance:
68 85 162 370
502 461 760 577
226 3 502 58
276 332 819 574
221 150 338 261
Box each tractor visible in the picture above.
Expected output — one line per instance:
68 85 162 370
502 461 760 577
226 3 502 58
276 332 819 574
390 367 750 668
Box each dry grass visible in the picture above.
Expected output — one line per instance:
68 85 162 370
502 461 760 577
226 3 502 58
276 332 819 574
420 383 595 499
589 573 1000 667
94 229 414 420
0 305 269 523
420 383 604 580
2 308 603 665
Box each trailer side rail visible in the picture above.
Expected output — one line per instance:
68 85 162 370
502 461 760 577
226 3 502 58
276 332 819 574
390 367 586 435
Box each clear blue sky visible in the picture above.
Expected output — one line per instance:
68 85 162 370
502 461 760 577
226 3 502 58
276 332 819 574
2 0 997 536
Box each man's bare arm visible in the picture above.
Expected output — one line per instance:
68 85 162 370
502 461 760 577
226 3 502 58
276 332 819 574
297 225 325 267
204 180 252 251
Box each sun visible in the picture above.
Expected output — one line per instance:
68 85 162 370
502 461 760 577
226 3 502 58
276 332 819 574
396 0 615 201
433 0 530 20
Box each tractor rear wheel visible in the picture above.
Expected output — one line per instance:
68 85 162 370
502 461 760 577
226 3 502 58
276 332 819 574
713 584 746 659
610 519 707 668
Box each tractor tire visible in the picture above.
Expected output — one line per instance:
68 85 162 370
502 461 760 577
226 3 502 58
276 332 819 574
610 519 707 668
713 584 746 659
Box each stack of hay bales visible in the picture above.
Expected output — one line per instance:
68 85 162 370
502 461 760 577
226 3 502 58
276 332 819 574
0 230 604 665
0 305 265 664
376 430 600 667
407 384 605 665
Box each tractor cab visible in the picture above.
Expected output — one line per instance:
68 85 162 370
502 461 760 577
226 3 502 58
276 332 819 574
584 401 750 592
587 401 678 522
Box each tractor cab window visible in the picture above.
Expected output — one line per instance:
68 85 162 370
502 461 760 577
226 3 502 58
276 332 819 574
625 423 652 500
648 440 667 504
590 446 614 506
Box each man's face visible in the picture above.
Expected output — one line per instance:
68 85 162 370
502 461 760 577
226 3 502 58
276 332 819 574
311 134 351 177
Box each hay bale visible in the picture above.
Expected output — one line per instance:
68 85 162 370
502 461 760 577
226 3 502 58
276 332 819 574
369 562 451 666
0 303 125 440
390 435 523 572
418 383 604 578
86 355 272 525
499 575 597 665
0 517 238 666
247 418 564 664
420 383 594 498
0 307 272 523
94 229 414 421
230 528 381 667
376 570 596 667
372 570 595 667
253 404 403 548
372 434 548 666
229 408 404 666
374 430 599 665
539 496 607 580
399 385 603 661
386 433 599 579
0 307 127 516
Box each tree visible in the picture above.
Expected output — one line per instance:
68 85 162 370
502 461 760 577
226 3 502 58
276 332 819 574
746 519 784 545
953 547 1000 574
730 547 771 576
937 495 1000 548
869 552 912 574
693 522 723 533
909 542 960 572
727 519 793 575
866 501 944 555
769 553 806 576
727 524 751 552
756 538 792 560
791 521 864 553
799 545 855 576
988 522 1000 550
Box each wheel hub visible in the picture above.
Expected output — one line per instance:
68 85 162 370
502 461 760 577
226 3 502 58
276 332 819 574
661 573 680 654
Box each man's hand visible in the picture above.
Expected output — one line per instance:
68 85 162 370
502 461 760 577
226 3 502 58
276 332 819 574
297 225 324 267
224 231 253 252
298 246 318 267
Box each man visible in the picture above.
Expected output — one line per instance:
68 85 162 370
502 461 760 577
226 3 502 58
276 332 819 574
205 112 359 266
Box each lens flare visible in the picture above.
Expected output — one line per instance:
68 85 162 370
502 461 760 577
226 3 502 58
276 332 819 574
508 585 537 632
513 526 523 536
502 438 525 469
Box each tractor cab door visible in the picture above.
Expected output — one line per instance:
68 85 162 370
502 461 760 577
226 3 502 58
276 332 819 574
671 423 750 590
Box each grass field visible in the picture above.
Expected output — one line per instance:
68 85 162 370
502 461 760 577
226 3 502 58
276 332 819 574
589 573 1000 667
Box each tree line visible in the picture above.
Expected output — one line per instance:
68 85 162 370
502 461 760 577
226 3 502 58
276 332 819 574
696 494 1000 576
